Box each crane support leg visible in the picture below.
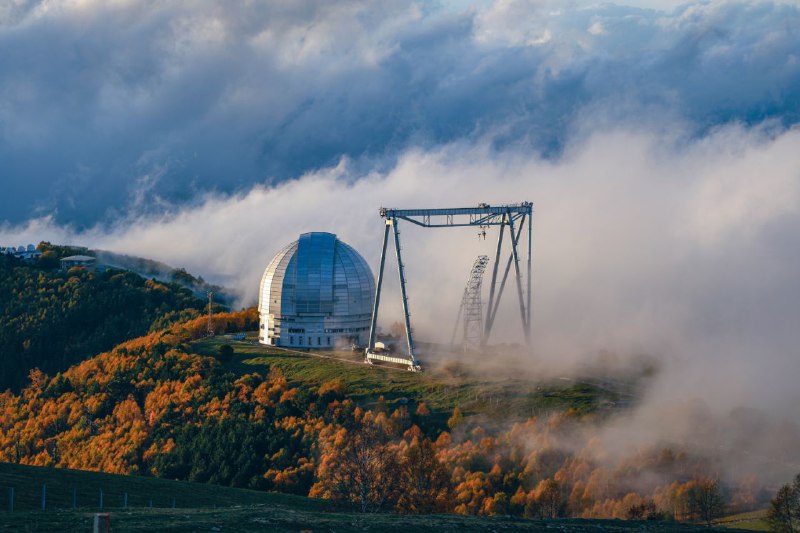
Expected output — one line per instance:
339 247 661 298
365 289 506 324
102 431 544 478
508 214 530 345
486 215 526 341
392 219 418 365
527 213 533 343
366 221 390 360
483 218 505 343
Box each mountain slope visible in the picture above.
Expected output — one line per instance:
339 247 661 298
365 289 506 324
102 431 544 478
0 308 768 523
0 253 205 391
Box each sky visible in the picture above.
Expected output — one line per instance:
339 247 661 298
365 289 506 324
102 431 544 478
2 0 800 480
1 0 798 227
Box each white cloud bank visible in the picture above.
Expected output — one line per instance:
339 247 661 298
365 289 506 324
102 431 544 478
3 121 800 426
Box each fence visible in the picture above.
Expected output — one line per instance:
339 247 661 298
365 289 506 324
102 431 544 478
3 483 184 513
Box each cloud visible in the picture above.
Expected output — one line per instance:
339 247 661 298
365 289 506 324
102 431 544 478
1 0 799 225
4 114 800 481
3 0 800 485
4 116 800 392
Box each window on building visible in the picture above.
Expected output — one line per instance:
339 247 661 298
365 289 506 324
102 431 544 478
317 337 321 346
327 336 331 345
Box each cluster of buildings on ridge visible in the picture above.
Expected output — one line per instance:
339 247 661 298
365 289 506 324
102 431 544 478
2 244 97 271
1 244 42 261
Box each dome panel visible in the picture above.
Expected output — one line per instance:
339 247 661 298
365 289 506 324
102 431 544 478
259 240 297 317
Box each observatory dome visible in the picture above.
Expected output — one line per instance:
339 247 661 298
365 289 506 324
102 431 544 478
258 232 375 349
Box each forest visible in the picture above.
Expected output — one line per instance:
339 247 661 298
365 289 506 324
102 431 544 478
0 246 205 391
0 309 780 524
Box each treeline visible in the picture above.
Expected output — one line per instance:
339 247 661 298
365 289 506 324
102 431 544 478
0 309 773 523
0 252 205 391
93 250 230 302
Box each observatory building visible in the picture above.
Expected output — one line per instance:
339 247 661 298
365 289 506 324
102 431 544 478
258 232 375 349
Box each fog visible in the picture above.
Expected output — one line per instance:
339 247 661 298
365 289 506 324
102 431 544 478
4 120 800 432
2 0 800 490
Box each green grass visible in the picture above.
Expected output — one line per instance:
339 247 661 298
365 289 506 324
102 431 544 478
0 462 327 513
714 509 771 531
0 507 757 533
0 463 753 532
193 334 627 423
197 336 620 419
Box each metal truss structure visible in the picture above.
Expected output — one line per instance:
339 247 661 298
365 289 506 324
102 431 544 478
365 202 533 371
450 255 490 351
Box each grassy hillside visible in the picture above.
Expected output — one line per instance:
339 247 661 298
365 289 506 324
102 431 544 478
0 462 324 511
714 509 770 531
192 335 629 422
0 463 750 532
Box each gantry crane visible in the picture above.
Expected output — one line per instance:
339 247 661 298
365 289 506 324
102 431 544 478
365 202 533 371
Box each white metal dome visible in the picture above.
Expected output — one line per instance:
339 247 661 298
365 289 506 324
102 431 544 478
258 232 375 348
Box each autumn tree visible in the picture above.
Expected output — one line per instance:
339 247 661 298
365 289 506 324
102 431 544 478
486 491 509 515
687 478 725 526
535 479 563 518
397 437 450 513
524 497 542 519
626 499 660 520
312 417 402 512
38 250 59 269
375 395 388 414
768 475 800 533
448 406 463 430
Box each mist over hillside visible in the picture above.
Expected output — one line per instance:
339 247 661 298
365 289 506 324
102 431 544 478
0 310 780 524
1 0 799 527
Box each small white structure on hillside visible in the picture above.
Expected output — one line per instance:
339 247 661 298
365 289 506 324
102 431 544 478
60 255 96 271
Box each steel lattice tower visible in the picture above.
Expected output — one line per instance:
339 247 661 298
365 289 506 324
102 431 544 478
451 255 490 351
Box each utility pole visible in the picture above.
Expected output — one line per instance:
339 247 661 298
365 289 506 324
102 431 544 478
206 291 214 337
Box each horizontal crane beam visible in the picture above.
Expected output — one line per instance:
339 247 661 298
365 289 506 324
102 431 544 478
380 203 532 228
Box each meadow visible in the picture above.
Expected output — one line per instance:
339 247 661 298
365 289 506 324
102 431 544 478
0 463 757 532
192 334 630 423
